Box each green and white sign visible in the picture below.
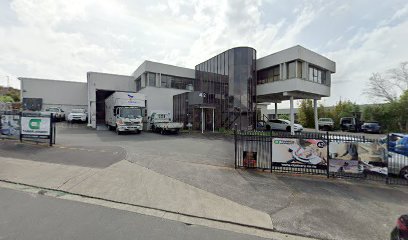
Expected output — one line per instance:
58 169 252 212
21 117 51 135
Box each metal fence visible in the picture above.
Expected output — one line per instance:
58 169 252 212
1 111 56 146
234 129 408 186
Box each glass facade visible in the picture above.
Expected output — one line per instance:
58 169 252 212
174 47 257 130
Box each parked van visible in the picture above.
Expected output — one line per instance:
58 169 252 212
340 117 361 132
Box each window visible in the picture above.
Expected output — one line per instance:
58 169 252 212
136 78 141 91
257 65 280 84
287 61 296 79
297 61 302 78
160 74 194 90
308 65 327 84
161 75 171 88
148 73 155 86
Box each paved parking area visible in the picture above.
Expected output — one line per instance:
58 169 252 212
0 140 126 169
3 122 408 240
304 128 386 139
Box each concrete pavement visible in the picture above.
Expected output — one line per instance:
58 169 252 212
0 187 269 240
0 156 273 231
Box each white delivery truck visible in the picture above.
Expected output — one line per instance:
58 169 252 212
105 92 145 135
149 111 183 134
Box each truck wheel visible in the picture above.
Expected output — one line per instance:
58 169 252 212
116 126 121 135
266 125 271 131
160 129 165 135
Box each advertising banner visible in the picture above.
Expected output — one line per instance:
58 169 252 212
272 138 328 169
1 115 20 137
21 117 51 136
329 142 387 175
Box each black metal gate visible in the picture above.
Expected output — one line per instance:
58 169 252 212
234 128 408 185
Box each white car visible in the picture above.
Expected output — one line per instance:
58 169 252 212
266 119 303 132
67 108 87 122
44 107 65 121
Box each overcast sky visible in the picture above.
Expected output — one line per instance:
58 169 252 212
1 0 408 106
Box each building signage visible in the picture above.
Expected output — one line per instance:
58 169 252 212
272 138 328 169
21 117 51 136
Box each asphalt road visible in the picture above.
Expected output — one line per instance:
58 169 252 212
0 187 267 240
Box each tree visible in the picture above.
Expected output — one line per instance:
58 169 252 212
0 86 20 102
328 100 357 129
388 62 408 93
362 90 408 132
297 99 314 128
0 95 14 103
395 90 408 131
365 62 408 103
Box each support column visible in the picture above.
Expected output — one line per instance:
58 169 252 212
314 98 319 132
201 108 204 134
290 96 295 135
212 108 215 132
274 102 278 119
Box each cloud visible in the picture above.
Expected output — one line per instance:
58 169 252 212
327 18 408 104
0 0 407 112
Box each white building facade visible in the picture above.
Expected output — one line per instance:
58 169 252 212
19 45 335 132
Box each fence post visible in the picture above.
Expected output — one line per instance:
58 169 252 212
53 122 56 144
19 112 22 143
326 131 330 178
386 133 390 184
234 123 237 169
49 113 53 146
270 129 273 173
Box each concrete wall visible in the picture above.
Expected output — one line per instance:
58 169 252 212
137 87 191 120
87 72 135 128
132 60 195 79
257 45 336 73
257 78 331 98
20 78 87 113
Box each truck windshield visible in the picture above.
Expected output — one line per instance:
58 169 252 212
119 108 141 118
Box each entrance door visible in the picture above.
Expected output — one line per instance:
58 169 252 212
192 107 214 132
204 108 214 131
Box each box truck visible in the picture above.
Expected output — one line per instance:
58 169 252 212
105 92 145 135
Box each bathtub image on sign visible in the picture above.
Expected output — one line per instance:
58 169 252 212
272 138 327 169
329 142 388 175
